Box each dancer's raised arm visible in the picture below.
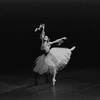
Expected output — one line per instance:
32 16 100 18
35 24 46 41
49 37 67 45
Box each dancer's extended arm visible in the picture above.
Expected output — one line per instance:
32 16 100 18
35 24 45 50
49 37 67 45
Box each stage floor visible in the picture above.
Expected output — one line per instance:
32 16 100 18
0 66 100 100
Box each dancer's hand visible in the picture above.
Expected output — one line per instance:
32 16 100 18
35 28 38 32
35 24 45 32
58 40 64 45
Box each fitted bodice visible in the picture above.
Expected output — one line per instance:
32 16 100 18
43 42 51 53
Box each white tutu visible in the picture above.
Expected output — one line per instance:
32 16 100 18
33 46 75 75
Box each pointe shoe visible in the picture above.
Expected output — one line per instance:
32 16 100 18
53 81 55 86
53 78 56 86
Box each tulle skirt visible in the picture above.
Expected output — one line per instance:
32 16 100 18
33 46 75 75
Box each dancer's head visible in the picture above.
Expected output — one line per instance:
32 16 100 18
44 35 50 41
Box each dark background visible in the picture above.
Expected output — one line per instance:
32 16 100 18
0 0 100 76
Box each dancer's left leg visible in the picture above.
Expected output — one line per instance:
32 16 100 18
52 70 56 86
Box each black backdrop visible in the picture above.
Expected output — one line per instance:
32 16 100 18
0 0 100 75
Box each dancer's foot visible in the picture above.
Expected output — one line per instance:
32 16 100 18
53 81 55 86
53 78 56 86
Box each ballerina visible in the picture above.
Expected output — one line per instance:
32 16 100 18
33 24 76 86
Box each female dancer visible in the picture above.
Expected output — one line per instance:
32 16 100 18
33 24 75 85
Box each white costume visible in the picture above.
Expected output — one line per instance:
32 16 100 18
33 45 75 75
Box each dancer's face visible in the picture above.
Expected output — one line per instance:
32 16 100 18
44 36 49 41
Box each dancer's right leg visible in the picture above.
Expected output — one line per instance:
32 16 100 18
52 70 56 86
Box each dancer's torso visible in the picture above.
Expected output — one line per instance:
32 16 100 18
43 42 51 53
